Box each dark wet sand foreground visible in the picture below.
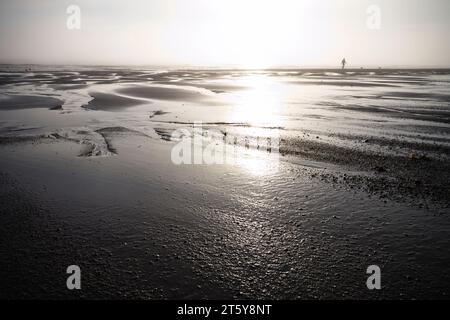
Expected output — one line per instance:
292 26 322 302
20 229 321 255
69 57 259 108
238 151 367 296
1 135 450 299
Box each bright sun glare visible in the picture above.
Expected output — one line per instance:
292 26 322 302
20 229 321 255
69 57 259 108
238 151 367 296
229 75 284 176
206 0 319 69
231 75 283 126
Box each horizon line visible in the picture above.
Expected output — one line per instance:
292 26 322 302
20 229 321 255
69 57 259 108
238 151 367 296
1 62 450 71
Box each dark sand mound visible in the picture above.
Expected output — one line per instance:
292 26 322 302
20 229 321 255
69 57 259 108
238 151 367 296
381 91 450 102
154 81 249 93
279 134 450 207
149 110 170 118
294 80 398 87
0 94 63 110
49 84 88 90
84 92 147 111
116 85 209 102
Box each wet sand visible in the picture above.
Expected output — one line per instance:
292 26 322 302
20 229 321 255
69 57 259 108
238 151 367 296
0 94 63 110
0 66 450 299
116 85 211 102
84 92 148 111
1 137 450 299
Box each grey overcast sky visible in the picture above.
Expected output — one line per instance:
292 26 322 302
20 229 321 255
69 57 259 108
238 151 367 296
0 0 449 67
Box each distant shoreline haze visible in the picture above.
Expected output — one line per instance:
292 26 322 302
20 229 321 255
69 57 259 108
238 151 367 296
1 63 450 71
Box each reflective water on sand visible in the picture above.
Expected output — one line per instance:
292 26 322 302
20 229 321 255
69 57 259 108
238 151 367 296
1 67 449 158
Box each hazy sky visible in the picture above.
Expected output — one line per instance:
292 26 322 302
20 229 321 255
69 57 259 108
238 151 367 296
0 0 449 67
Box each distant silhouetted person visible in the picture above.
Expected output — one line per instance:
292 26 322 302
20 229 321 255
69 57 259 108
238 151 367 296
341 58 347 69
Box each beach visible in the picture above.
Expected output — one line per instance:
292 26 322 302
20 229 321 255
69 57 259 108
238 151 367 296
1 66 450 299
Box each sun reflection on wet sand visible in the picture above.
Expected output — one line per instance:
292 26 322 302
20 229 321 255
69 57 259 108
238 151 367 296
230 75 284 127
226 75 284 176
235 153 279 176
